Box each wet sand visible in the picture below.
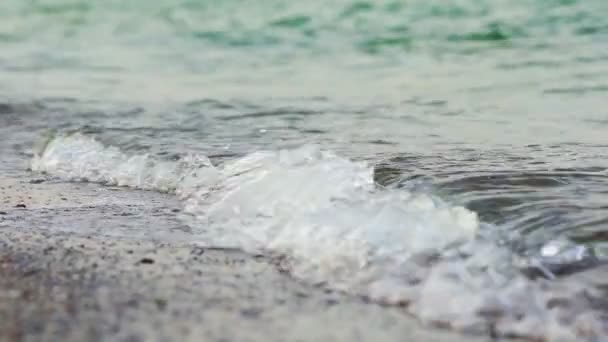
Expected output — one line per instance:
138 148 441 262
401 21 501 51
0 176 490 342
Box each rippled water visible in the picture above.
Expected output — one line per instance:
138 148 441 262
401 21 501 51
2 0 608 340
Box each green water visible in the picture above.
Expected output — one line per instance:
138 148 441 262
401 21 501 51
1 0 607 104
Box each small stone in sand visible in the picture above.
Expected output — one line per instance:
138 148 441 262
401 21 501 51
139 258 155 265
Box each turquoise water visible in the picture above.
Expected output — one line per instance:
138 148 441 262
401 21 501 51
1 0 608 339
1 0 606 152
1 0 607 105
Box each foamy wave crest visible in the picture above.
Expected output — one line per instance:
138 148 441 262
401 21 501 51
32 133 219 193
31 133 607 340
183 145 478 282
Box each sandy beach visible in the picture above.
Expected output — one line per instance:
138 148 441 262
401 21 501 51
0 176 491 342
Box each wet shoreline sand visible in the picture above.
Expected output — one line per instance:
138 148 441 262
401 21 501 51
0 176 488 342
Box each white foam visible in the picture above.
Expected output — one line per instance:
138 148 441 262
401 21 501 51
31 133 218 193
31 133 607 340
183 146 478 287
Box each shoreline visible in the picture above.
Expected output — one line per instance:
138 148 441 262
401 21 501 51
0 176 487 342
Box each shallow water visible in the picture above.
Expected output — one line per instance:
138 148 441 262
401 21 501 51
2 0 608 340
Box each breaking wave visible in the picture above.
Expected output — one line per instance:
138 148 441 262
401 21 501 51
32 133 608 340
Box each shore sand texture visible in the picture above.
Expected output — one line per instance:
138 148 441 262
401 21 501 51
0 176 490 342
